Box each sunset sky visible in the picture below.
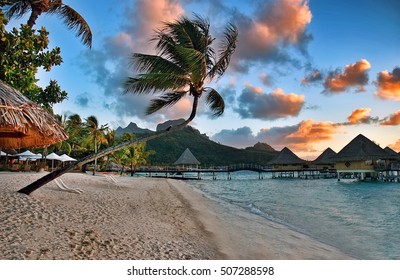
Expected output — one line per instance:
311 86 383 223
8 0 400 159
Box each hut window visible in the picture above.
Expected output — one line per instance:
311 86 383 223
345 161 351 167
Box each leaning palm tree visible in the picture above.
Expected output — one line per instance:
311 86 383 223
1 0 92 48
17 14 238 195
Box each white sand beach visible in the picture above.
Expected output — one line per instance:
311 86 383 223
0 172 351 260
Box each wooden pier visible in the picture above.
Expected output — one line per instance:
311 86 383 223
131 164 339 180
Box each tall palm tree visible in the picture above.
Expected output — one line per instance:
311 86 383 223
17 14 238 195
83 115 109 175
1 0 92 48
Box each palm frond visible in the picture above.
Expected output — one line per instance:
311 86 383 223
146 91 187 115
131 53 184 75
153 32 190 69
3 1 30 19
206 88 225 117
56 5 92 48
124 73 189 95
85 115 99 129
208 23 238 79
174 45 206 84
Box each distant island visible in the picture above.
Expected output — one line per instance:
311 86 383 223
115 121 278 166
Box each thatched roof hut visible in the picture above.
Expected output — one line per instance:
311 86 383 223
384 146 400 161
313 148 337 165
0 80 68 148
268 147 305 165
333 134 394 162
174 148 200 166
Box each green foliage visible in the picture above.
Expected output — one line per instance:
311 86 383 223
0 10 67 108
83 115 109 152
147 126 277 166
1 0 92 47
125 14 238 119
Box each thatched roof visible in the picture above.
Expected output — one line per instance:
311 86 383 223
313 148 337 164
333 134 394 162
384 146 400 159
174 148 200 165
0 80 68 148
268 147 305 165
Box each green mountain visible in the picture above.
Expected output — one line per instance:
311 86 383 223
115 122 153 137
146 126 277 166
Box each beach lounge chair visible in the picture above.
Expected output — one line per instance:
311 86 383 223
54 178 83 194
103 174 121 189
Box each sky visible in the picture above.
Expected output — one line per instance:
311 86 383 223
7 0 400 159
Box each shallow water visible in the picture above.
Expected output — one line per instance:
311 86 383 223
188 171 400 259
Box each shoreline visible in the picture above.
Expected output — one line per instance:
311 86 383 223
0 172 351 260
170 179 352 260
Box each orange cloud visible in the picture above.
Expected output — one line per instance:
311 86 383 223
237 0 312 60
374 67 400 100
265 0 312 44
324 59 371 93
389 140 400 152
285 119 340 152
381 110 400 126
112 0 185 53
136 0 184 35
347 108 371 124
213 120 341 153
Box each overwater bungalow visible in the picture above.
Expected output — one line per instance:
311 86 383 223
268 147 307 178
312 147 337 171
332 134 397 181
174 148 200 170
383 146 400 179
308 148 337 178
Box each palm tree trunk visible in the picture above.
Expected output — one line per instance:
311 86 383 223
17 96 199 195
27 9 42 28
93 137 97 176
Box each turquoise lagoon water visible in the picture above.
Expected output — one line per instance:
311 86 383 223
186 171 400 259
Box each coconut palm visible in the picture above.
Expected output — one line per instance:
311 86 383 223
83 115 109 175
1 0 92 48
110 149 128 175
125 142 155 176
125 14 237 122
17 14 238 195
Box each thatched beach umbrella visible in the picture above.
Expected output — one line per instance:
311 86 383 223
0 80 68 149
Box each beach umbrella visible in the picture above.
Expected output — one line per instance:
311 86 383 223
15 150 37 157
15 150 40 166
46 152 62 171
0 80 68 149
59 154 77 168
59 154 77 162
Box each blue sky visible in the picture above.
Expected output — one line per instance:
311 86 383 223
8 0 400 158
